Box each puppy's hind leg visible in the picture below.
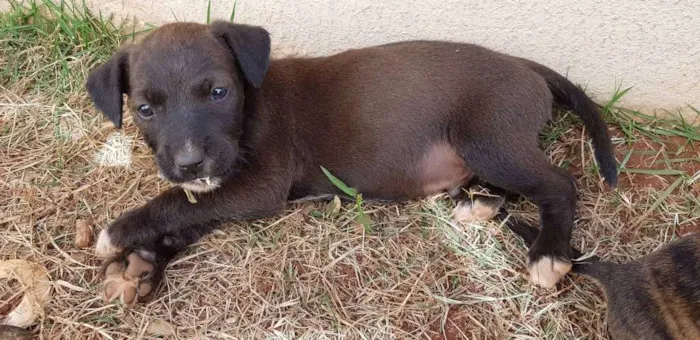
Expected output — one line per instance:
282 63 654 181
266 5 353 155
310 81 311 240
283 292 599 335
452 193 506 224
455 138 577 288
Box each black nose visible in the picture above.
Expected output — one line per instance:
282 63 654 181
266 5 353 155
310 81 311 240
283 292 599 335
174 149 205 173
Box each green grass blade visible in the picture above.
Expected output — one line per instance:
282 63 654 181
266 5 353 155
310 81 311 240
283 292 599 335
620 168 685 176
229 0 237 22
206 0 212 24
633 176 685 224
603 85 633 115
618 149 634 169
320 166 358 197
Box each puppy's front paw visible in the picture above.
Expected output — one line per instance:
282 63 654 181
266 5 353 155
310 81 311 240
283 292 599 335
95 228 123 258
102 251 157 306
96 209 152 257
527 256 572 288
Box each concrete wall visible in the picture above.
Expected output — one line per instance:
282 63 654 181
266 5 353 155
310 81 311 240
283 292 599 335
4 0 699 119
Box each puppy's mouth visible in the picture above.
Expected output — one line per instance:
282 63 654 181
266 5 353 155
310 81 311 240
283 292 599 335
179 177 222 193
158 172 222 193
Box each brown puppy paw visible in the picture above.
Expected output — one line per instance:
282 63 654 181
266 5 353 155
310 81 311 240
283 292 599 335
102 252 155 306
528 256 572 288
452 195 505 224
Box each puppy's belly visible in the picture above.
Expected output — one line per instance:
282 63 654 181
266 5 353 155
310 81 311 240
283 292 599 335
355 143 472 199
292 143 472 201
415 143 473 196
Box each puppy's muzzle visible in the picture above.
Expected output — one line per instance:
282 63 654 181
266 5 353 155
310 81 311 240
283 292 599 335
174 148 205 174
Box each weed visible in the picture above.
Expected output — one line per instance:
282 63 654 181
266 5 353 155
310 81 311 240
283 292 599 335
320 166 373 232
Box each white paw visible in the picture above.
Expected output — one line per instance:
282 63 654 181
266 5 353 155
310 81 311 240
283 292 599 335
95 228 122 258
528 256 572 288
452 199 500 224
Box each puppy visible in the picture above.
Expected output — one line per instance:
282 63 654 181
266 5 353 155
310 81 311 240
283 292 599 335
504 216 700 340
85 21 617 305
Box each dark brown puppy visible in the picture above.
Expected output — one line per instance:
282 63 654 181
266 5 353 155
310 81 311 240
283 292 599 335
86 21 618 304
504 216 700 340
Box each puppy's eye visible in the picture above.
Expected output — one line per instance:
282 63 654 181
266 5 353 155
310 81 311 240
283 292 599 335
211 87 228 102
137 104 154 118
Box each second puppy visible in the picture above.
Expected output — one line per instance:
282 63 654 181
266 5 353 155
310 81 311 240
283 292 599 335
500 210 700 340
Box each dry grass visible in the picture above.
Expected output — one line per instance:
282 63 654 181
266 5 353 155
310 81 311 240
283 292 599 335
1 1 699 339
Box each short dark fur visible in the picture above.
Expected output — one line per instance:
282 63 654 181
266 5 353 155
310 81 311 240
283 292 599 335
86 21 617 300
504 217 700 340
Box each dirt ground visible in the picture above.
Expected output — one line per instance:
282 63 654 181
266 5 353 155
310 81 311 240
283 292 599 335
1 2 699 339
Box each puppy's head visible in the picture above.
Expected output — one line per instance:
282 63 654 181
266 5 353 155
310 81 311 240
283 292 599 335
86 21 270 192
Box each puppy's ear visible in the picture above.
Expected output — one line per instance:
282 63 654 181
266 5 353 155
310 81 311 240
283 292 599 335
210 21 271 88
86 49 130 128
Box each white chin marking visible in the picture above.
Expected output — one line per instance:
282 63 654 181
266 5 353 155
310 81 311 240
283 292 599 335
95 229 122 258
179 177 221 193
528 256 572 288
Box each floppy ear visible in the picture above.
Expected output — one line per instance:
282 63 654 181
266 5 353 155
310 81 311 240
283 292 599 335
210 21 271 88
86 49 130 128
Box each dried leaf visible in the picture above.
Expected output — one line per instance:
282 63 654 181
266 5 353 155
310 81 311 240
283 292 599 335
74 219 93 248
0 260 52 328
146 318 175 336
324 195 342 217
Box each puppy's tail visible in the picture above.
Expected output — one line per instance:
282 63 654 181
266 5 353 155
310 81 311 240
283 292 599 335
519 59 618 187
497 210 615 283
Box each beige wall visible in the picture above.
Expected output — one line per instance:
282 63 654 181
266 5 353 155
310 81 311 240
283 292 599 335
4 0 699 119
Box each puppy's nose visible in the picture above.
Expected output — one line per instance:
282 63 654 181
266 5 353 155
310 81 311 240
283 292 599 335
174 149 205 173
